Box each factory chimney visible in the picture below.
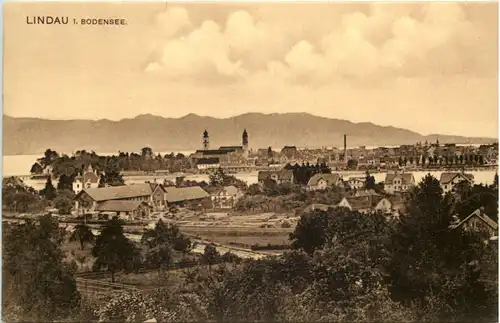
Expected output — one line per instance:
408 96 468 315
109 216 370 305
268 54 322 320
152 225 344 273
344 134 347 162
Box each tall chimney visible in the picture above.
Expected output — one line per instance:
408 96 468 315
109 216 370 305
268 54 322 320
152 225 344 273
344 134 347 162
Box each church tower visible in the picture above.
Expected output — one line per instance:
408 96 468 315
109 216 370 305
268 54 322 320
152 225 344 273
242 129 249 158
203 130 210 150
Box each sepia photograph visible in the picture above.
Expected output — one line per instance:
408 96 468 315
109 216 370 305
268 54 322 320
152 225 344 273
2 1 499 322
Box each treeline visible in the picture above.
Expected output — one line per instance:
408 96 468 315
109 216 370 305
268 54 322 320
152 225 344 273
30 148 193 184
283 162 331 185
400 153 487 167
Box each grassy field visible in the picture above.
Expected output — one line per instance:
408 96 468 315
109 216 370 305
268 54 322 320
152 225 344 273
195 233 291 248
181 226 294 236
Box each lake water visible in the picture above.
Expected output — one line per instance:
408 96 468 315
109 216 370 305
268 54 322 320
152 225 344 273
3 154 497 191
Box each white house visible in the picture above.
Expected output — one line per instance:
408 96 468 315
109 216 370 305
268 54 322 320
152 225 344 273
307 173 343 191
73 165 100 194
347 176 366 190
384 172 415 194
210 185 243 209
337 196 373 214
196 158 221 173
439 172 474 194
374 198 392 214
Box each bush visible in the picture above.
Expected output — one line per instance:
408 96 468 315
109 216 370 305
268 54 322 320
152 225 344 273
281 220 291 228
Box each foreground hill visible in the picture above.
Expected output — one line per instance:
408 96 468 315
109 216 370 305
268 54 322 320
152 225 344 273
3 113 496 155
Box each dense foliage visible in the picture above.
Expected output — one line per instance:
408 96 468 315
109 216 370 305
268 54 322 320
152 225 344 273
91 218 141 282
235 181 345 214
3 174 497 322
3 215 81 321
2 183 47 213
30 148 193 189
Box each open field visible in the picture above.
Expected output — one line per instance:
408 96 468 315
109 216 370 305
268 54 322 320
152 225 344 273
195 233 291 248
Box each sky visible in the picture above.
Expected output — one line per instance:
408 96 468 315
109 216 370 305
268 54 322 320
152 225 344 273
3 2 498 137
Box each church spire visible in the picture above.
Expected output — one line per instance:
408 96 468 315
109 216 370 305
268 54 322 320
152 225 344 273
203 130 209 150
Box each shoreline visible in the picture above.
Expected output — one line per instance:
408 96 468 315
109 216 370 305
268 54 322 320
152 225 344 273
5 166 497 180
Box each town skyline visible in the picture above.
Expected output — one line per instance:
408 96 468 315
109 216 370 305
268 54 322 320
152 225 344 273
3 2 498 138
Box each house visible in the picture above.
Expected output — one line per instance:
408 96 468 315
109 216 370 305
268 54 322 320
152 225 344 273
307 173 343 191
164 186 210 207
354 189 381 198
95 200 152 221
384 172 415 194
73 165 100 194
74 183 167 215
374 196 407 216
258 170 294 185
196 158 221 173
450 208 498 239
388 195 407 216
210 185 243 209
347 176 366 190
439 172 474 194
302 203 336 214
337 196 373 214
374 197 392 214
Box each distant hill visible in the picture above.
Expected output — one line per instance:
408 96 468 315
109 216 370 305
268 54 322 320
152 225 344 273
3 113 497 155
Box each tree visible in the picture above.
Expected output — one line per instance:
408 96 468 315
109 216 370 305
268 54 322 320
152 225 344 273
69 223 95 250
141 220 174 273
246 183 262 196
365 172 376 190
202 244 220 267
209 167 227 186
57 174 74 191
142 221 191 253
99 164 124 187
30 162 44 174
38 149 59 169
53 189 75 214
42 177 57 200
175 176 185 188
289 210 331 255
386 174 495 321
3 215 80 321
92 217 141 282
347 159 357 170
141 147 154 160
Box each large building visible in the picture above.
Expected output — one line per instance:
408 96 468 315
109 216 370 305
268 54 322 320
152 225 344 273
191 129 250 167
74 183 167 216
73 182 210 218
73 164 100 194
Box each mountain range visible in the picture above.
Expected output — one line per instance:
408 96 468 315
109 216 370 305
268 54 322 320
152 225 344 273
3 113 497 155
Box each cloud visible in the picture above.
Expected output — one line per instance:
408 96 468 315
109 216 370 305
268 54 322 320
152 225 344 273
146 17 245 83
145 3 495 85
155 6 192 38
